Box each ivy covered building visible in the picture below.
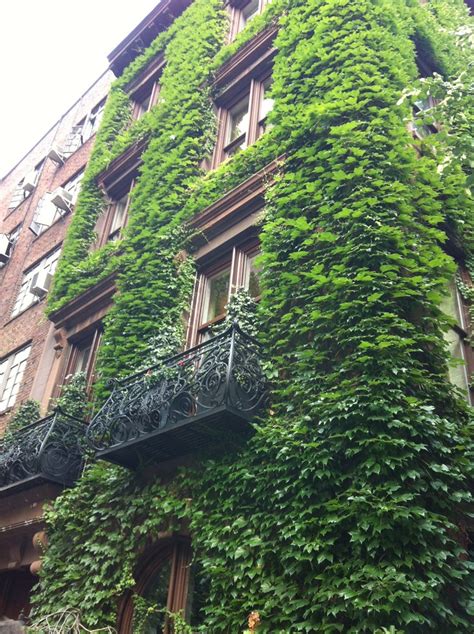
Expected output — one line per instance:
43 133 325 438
0 0 473 631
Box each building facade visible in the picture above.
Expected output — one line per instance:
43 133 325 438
0 0 473 631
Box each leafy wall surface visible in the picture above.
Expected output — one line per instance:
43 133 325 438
35 0 474 631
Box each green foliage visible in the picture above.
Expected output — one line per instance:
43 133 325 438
211 288 260 339
34 0 474 632
4 399 41 441
50 372 90 421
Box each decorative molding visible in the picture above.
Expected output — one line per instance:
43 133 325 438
107 0 191 76
97 139 148 196
189 157 282 240
49 273 117 332
214 25 278 102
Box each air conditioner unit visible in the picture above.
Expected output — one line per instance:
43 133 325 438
50 187 73 213
22 172 37 193
47 145 65 165
30 270 53 298
0 234 12 264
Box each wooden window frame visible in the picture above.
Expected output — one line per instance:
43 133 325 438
228 0 271 42
187 235 260 345
118 537 192 634
212 69 273 167
97 178 135 247
62 327 102 395
131 79 161 120
127 55 165 121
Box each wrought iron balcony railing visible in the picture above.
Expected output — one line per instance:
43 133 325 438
0 410 86 497
87 324 267 469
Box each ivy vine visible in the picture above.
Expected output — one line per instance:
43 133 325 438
34 1 474 632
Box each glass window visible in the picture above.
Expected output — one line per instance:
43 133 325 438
8 160 44 210
204 268 232 323
216 73 274 166
108 193 130 241
63 329 102 393
135 556 173 633
0 346 31 413
259 76 274 132
64 170 84 205
192 243 261 343
240 0 260 28
440 278 470 399
228 96 250 144
82 99 106 142
245 253 261 298
132 80 161 120
12 249 60 317
120 540 200 634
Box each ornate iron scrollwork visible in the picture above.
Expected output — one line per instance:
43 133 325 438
87 324 267 456
0 410 86 494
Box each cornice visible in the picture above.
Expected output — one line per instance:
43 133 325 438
108 0 191 77
97 138 148 194
49 273 117 331
189 157 282 238
214 25 278 102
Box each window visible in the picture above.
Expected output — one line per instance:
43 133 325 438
63 328 102 391
440 277 472 402
189 238 260 343
118 538 206 634
30 172 83 236
214 74 273 165
126 55 164 121
0 346 31 413
62 99 106 155
82 99 106 143
229 0 272 41
0 225 21 266
8 160 44 210
12 249 60 317
99 179 134 245
411 94 439 139
132 78 161 120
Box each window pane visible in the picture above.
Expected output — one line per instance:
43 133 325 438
0 346 31 412
134 90 153 120
205 269 231 322
227 96 250 144
108 194 129 240
246 254 261 298
137 556 172 633
240 0 259 28
259 77 274 123
445 328 470 395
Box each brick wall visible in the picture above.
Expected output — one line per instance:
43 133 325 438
0 72 113 434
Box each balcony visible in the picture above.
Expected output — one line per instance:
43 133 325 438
0 411 86 497
87 324 267 469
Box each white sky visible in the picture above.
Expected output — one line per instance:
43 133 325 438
0 0 162 178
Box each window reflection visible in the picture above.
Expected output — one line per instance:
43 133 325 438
205 268 231 322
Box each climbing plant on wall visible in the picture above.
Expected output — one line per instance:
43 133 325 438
34 0 474 632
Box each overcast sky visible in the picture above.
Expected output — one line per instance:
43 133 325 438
0 0 162 178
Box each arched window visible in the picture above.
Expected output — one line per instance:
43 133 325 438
118 537 206 633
